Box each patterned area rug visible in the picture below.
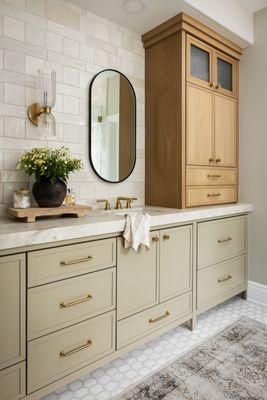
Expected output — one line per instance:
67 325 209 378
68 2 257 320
115 317 267 400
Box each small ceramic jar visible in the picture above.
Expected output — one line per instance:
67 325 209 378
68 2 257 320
14 189 31 209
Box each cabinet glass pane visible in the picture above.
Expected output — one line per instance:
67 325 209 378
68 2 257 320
217 58 233 91
190 44 210 82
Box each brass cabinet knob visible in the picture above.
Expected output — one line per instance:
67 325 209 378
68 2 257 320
209 158 214 163
163 234 170 240
209 82 216 88
215 158 221 163
152 236 159 242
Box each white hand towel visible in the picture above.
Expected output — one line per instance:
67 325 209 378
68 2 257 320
123 212 151 251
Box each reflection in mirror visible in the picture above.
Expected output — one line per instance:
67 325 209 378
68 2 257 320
89 69 136 183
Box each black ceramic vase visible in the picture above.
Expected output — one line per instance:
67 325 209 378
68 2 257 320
32 177 67 207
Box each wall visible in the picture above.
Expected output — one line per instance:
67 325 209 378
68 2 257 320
0 0 145 216
240 7 267 285
183 0 254 44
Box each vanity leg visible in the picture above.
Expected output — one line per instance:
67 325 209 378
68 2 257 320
239 290 247 300
188 316 196 331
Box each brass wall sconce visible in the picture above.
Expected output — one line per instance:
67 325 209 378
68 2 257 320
27 69 56 136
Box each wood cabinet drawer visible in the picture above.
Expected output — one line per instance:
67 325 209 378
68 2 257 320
0 254 25 370
186 167 236 186
117 233 159 320
0 362 25 400
186 186 237 207
197 256 246 308
28 311 115 393
117 293 192 349
198 216 246 269
28 238 116 287
160 225 192 302
28 268 116 340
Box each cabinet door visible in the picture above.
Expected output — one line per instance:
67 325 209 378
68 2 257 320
117 233 159 320
214 94 236 167
187 36 212 89
0 254 25 370
160 225 192 302
187 84 214 166
214 51 237 98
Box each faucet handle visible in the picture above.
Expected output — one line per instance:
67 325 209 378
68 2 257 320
97 199 111 210
126 197 137 208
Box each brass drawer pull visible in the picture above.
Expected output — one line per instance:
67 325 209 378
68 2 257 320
218 274 232 283
163 234 170 240
149 311 170 324
218 237 232 244
152 237 159 242
207 174 221 178
60 256 93 266
60 339 92 357
60 294 93 309
207 193 221 197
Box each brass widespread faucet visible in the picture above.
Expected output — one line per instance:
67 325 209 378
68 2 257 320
97 199 111 210
115 197 137 209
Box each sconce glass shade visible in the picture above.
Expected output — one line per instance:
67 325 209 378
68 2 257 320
37 69 56 108
38 112 56 137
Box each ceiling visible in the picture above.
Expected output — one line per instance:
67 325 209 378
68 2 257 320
239 0 267 12
67 0 267 46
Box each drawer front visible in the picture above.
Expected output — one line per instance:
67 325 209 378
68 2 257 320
160 225 192 302
28 311 115 393
117 234 159 320
0 362 25 400
28 238 116 287
186 186 237 207
186 167 236 186
197 256 246 308
117 293 192 349
28 268 116 340
198 216 246 269
0 254 25 370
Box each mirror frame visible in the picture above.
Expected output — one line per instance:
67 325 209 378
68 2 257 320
89 68 137 183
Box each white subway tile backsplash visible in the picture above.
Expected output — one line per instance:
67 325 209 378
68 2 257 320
1 0 144 213
3 16 25 41
4 82 25 105
4 49 25 73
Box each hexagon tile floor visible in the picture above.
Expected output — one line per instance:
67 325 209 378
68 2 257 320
43 297 267 400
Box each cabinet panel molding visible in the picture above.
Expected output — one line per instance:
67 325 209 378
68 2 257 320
0 362 25 400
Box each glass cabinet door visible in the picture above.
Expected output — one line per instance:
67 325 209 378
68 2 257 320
215 52 236 97
187 36 212 89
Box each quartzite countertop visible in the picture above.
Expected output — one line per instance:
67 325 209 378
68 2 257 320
0 203 252 251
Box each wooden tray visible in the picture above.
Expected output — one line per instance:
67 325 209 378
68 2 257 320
8 205 92 223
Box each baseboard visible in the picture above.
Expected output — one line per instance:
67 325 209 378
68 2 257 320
247 281 267 306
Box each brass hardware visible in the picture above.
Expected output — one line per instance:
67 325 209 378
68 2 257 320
218 237 232 244
115 197 137 209
97 199 111 210
218 274 232 283
216 83 222 89
97 115 103 123
60 294 93 309
209 82 216 88
209 158 214 163
163 234 170 240
215 158 221 163
59 339 92 357
60 256 93 266
28 103 52 126
149 311 170 324
152 236 159 242
207 174 221 178
207 193 221 197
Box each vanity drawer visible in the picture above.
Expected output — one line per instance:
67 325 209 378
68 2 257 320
198 216 246 269
0 362 25 400
186 186 237 207
28 268 116 340
28 238 116 287
186 167 236 186
28 311 115 393
117 293 192 349
197 256 246 308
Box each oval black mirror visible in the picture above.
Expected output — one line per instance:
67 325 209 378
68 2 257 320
89 69 136 183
